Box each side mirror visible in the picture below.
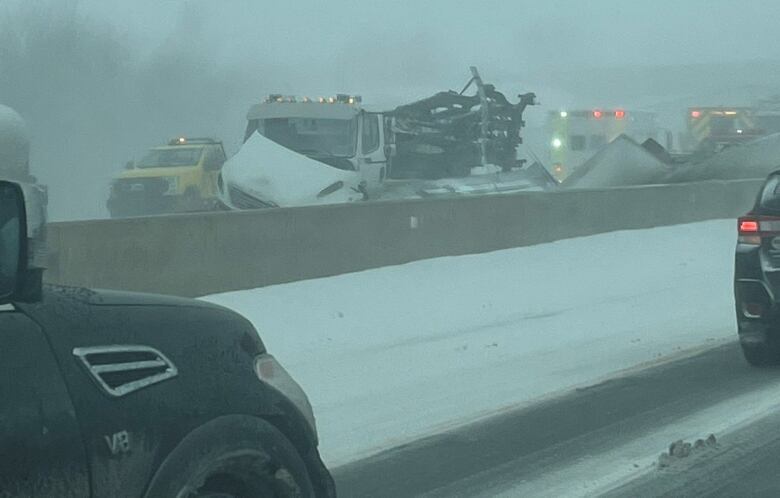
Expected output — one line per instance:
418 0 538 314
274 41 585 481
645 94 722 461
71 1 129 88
125 160 135 170
0 181 26 303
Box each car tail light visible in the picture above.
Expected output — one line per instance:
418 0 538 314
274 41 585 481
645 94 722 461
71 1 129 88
738 217 762 245
737 216 780 245
739 219 759 232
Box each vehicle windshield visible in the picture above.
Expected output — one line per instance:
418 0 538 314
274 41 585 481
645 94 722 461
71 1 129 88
257 118 357 157
136 148 203 168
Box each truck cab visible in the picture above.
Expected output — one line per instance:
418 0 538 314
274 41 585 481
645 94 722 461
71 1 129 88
243 95 388 196
107 137 227 218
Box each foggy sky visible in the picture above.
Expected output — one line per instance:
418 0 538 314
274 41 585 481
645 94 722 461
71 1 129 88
3 0 780 220
75 0 780 78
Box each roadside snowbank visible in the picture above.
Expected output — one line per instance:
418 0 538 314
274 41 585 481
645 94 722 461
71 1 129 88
203 220 737 466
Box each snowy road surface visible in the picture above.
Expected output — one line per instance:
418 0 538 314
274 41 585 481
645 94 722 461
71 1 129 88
204 219 738 469
334 343 780 497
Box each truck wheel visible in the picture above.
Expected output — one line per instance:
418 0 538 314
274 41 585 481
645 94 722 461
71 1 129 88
144 415 315 498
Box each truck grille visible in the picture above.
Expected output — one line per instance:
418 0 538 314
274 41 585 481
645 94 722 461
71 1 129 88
229 186 276 209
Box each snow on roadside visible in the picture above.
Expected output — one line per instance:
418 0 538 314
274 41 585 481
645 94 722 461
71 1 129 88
203 219 737 466
491 379 780 498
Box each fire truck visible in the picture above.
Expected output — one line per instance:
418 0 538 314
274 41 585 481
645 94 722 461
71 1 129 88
684 107 761 154
546 109 660 182
684 101 780 155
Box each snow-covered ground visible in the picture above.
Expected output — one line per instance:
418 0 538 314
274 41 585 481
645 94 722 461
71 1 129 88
203 219 737 467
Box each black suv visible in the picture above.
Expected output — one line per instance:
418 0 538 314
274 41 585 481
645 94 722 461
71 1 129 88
734 171 780 366
0 180 335 497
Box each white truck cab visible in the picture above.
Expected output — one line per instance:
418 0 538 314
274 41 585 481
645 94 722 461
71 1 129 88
235 95 389 201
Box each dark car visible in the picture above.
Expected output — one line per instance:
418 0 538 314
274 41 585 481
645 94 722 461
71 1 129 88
0 180 335 497
734 171 780 366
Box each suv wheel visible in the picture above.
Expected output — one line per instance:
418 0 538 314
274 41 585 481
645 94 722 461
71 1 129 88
145 416 315 498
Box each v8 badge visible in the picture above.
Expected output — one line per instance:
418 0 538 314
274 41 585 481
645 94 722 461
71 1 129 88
105 430 131 456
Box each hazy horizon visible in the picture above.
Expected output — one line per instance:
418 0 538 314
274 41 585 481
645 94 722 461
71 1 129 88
3 0 780 219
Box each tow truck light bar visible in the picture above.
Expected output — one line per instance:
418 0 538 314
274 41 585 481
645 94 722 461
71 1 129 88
265 94 362 105
168 137 219 146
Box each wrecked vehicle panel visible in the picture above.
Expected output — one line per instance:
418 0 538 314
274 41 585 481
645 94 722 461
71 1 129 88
218 132 365 209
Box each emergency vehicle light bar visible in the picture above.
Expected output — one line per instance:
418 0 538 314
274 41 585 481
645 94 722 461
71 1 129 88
168 137 220 145
265 94 362 104
552 110 629 119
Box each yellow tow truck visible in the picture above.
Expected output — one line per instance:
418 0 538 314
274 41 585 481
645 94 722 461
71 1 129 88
107 137 226 218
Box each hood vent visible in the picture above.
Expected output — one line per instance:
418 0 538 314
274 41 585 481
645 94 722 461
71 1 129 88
73 345 178 397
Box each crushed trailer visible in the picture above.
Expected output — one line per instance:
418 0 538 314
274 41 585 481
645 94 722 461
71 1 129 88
388 67 538 179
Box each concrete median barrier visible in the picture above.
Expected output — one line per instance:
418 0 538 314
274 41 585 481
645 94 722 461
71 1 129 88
45 179 762 296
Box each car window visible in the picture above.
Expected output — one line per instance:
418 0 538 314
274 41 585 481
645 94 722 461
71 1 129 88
362 114 380 154
203 147 224 170
137 148 203 168
759 175 780 212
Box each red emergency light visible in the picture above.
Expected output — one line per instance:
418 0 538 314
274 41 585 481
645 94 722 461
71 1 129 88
691 110 702 119
592 110 603 119
614 110 626 120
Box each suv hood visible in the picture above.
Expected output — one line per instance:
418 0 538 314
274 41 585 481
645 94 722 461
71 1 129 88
37 285 224 310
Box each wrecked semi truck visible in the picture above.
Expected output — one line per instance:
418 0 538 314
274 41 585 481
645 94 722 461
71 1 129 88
217 68 538 209
389 68 538 179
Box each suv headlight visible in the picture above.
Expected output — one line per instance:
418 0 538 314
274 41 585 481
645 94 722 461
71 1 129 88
255 354 317 438
162 176 179 195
